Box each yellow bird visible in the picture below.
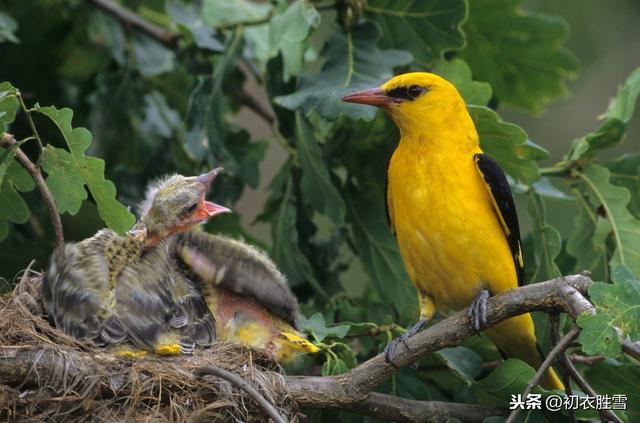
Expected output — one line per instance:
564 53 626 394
172 232 319 362
342 72 563 390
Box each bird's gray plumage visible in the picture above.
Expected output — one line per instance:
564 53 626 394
42 171 224 354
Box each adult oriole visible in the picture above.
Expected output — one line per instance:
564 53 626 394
342 72 563 390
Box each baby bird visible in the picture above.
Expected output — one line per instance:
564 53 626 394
42 169 230 355
172 232 318 362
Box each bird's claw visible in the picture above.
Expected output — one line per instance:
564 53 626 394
384 319 429 368
468 289 490 332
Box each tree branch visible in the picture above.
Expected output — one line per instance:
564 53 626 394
88 0 178 48
328 392 504 423
196 367 287 423
559 351 624 423
1 133 64 247
506 326 581 423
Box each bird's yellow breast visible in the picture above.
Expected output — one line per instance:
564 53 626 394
387 139 517 313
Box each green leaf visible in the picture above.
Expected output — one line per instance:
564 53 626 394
574 164 640 275
298 312 351 342
527 191 562 282
132 34 175 77
201 0 271 28
566 189 609 280
585 360 640 422
433 59 492 106
345 181 417 322
269 0 320 80
274 22 413 121
605 66 640 122
321 355 349 376
140 91 182 139
434 346 484 384
0 138 27 187
460 0 578 112
37 105 135 233
577 265 640 357
473 359 535 406
365 0 466 66
0 161 34 241
0 11 19 44
271 175 326 299
88 11 126 65
295 113 345 225
0 81 19 133
167 2 224 52
469 106 547 183
606 153 640 217
567 67 640 161
185 30 243 166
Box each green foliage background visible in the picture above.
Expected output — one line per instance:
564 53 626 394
1 1 639 421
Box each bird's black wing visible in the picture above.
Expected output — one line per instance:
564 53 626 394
474 154 526 287
171 232 299 328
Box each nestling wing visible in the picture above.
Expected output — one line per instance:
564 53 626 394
474 154 526 287
114 245 215 353
42 230 116 343
171 232 299 328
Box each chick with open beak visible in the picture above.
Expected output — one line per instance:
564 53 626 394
136 168 231 247
43 168 232 355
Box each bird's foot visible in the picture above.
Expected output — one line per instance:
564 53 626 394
384 319 429 368
468 289 490 332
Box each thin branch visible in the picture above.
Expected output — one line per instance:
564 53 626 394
332 392 504 423
88 0 178 48
16 92 44 160
0 133 64 247
196 367 286 423
225 84 275 125
506 326 581 423
559 352 624 423
568 353 606 365
622 339 640 361
550 314 576 423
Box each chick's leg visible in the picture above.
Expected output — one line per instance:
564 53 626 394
384 290 436 368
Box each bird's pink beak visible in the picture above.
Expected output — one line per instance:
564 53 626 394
194 167 231 220
341 87 391 107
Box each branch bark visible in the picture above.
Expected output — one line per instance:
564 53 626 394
1 133 64 247
88 0 178 48
285 273 593 409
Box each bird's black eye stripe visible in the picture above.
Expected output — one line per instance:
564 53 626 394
386 85 427 101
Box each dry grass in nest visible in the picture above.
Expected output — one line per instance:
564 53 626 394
0 266 299 422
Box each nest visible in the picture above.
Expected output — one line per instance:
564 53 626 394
0 268 299 422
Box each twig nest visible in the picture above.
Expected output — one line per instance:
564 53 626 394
0 272 299 422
